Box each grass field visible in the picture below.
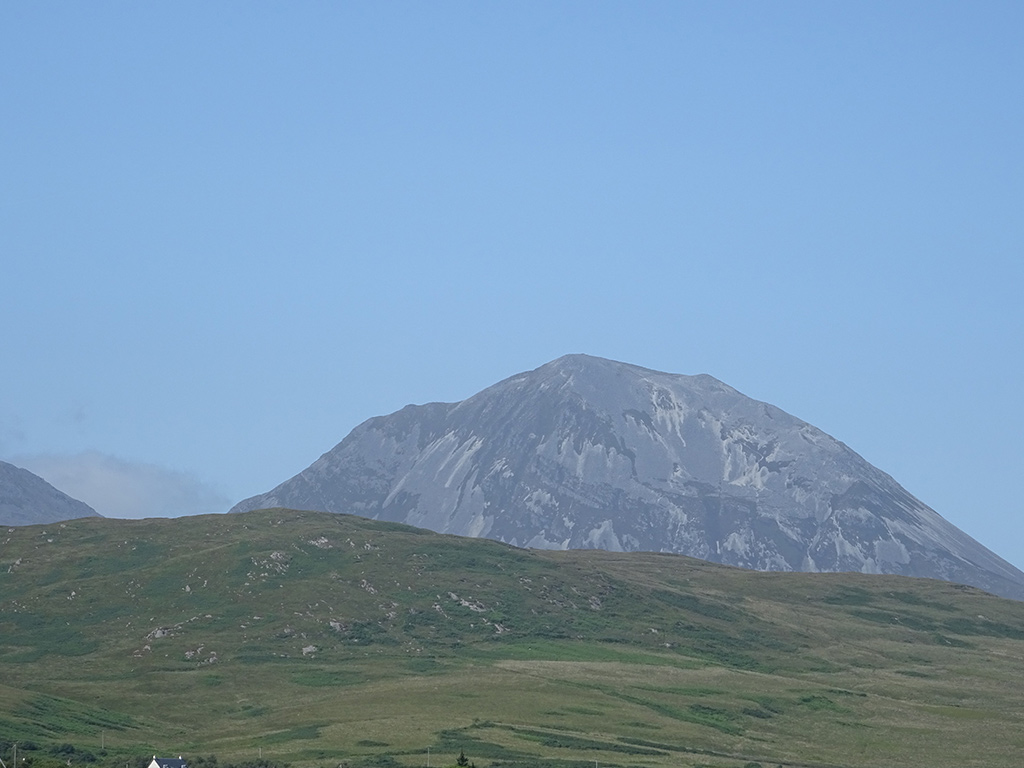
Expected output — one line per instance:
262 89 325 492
2 509 1024 768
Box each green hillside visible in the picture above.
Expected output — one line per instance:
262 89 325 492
2 509 1024 768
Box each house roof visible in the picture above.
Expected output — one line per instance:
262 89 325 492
151 758 187 768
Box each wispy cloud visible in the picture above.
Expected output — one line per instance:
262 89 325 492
12 451 230 519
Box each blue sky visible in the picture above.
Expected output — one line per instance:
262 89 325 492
2 3 1022 568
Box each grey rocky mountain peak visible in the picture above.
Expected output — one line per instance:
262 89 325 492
0 460 100 526
232 354 1024 600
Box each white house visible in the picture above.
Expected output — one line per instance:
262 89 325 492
148 757 187 768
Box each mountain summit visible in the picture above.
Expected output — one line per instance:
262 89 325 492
232 354 1024 600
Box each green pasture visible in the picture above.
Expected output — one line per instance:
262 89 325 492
2 510 1024 768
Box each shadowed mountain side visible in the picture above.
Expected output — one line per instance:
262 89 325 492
0 460 100 526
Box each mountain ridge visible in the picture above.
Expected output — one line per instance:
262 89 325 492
232 354 1024 600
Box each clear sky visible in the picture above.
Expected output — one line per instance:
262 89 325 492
2 3 1022 568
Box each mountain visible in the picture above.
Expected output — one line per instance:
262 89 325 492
0 459 99 526
231 354 1024 600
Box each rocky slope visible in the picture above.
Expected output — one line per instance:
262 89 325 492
0 460 99 526
231 354 1024 600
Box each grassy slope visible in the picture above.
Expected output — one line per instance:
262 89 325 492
2 509 1024 768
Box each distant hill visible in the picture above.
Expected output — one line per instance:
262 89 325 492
232 354 1024 600
2 509 1024 768
0 459 99 526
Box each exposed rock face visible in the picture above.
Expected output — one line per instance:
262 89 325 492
0 460 100 526
232 355 1024 600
